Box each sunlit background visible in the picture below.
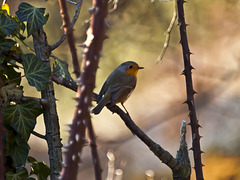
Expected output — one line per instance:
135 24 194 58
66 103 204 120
3 0 240 179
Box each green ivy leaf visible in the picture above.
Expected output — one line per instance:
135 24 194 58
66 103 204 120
0 38 16 55
0 14 18 36
31 161 50 180
5 134 30 167
16 2 46 36
5 167 28 180
27 156 50 180
2 99 43 141
27 156 37 163
22 53 51 91
53 57 74 82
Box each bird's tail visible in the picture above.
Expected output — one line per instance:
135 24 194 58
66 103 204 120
91 98 107 115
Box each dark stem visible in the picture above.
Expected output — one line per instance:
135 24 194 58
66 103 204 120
50 0 83 51
87 119 102 179
58 0 81 78
61 0 108 179
32 131 46 140
57 0 87 180
32 29 62 180
61 86 87 180
176 0 204 179
107 105 181 171
51 73 78 92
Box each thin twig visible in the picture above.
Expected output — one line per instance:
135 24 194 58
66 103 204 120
108 0 119 13
22 96 48 106
50 0 83 51
15 35 35 52
57 0 80 77
51 73 78 92
156 2 177 63
32 131 46 140
66 0 77 5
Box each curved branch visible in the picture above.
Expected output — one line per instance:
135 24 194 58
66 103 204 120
50 0 83 51
32 131 46 140
106 104 181 171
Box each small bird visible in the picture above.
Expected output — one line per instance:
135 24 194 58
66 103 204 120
92 61 144 115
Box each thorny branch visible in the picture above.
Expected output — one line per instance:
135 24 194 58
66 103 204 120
61 0 108 180
50 0 83 51
33 28 62 180
58 0 81 77
58 0 86 179
176 0 204 179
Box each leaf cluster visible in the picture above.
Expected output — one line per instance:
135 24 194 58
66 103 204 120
0 2 74 179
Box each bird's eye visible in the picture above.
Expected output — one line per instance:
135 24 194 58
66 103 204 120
129 65 133 69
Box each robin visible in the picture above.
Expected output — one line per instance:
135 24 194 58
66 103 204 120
92 61 144 115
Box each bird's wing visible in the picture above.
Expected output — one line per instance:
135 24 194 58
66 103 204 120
110 85 134 106
97 80 108 103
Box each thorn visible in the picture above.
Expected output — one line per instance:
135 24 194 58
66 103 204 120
66 123 72 128
186 23 189 27
201 150 205 154
202 164 205 167
73 97 80 101
180 69 186 75
187 122 191 126
197 124 202 128
199 135 203 139
183 0 188 3
186 51 193 56
104 35 109 39
183 100 188 104
193 90 198 95
189 147 193 151
190 65 195 70
88 6 99 15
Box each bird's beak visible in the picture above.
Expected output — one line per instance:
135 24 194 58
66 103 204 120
138 66 144 69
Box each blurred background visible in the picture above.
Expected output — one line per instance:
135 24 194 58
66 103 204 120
2 0 240 179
